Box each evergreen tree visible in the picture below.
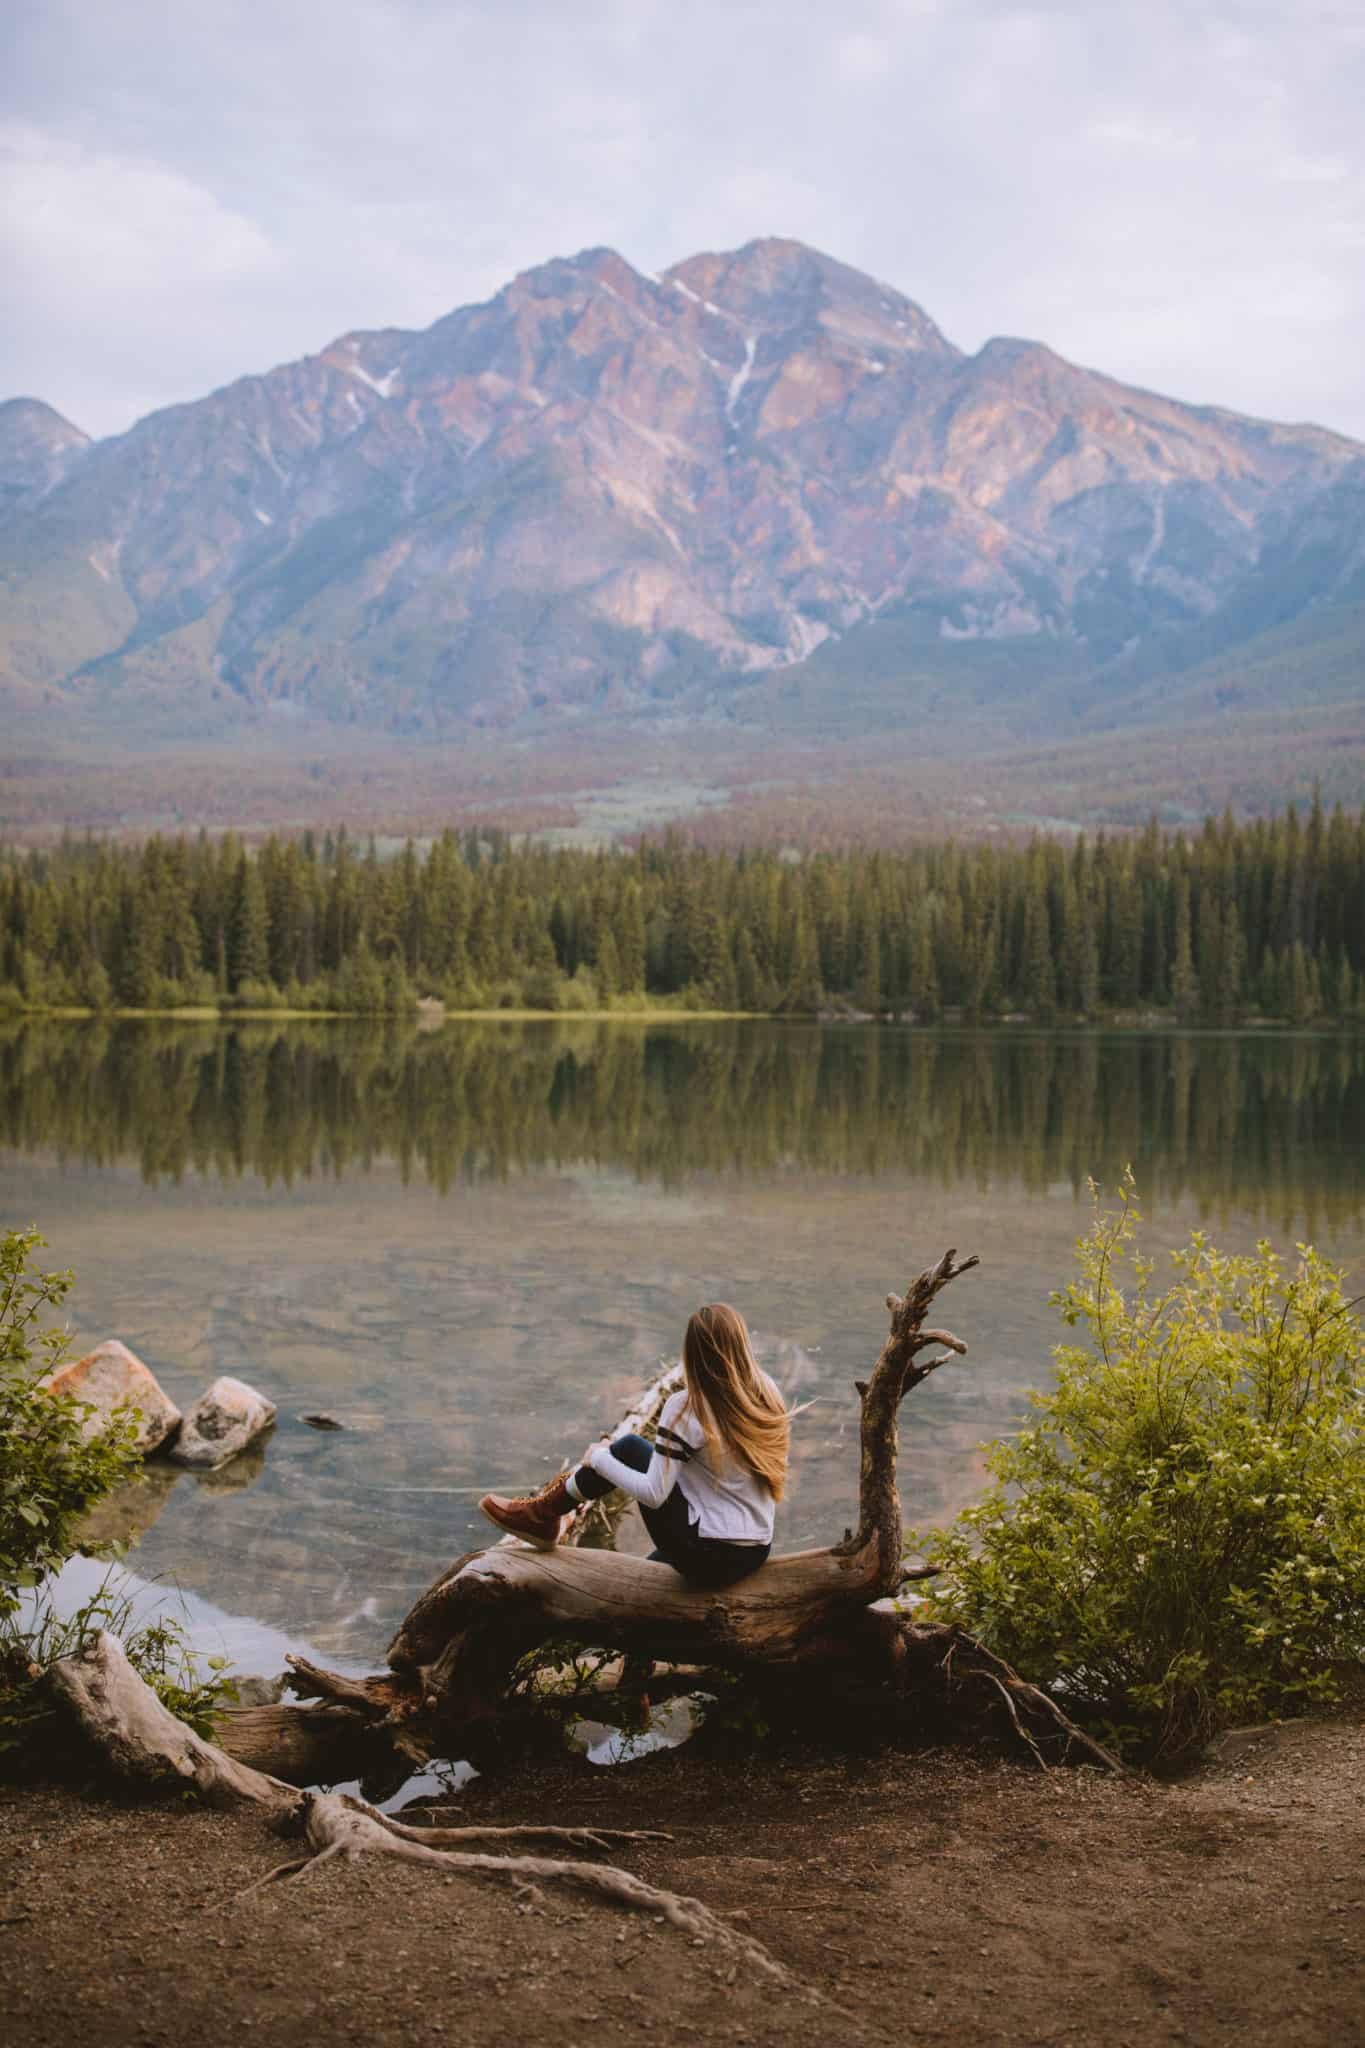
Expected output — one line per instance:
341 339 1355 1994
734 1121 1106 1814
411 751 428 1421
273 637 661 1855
910 915 939 1021
1 797 1360 1024
964 915 997 1021
1021 888 1056 1017
595 927 621 1001
734 926 763 1011
783 908 823 1014
617 882 646 995
1171 877 1197 1023
231 855 270 991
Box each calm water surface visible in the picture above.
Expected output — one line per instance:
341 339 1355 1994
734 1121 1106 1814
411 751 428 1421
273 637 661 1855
4 1018 1363 1667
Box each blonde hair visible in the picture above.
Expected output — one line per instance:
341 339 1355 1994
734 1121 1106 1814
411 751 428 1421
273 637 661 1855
682 1303 789 1501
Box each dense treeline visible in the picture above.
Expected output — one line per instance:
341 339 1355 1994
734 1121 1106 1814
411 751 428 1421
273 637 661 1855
1 798 1362 1022
5 1019 1363 1235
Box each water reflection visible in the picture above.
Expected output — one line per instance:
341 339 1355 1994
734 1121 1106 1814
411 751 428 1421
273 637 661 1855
2 1018 1363 1235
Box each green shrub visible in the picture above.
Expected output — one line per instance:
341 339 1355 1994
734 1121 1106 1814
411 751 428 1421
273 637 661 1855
556 966 601 1012
913 1175 1365 1764
0 1229 235 1755
519 966 566 1011
0 1228 142 1623
228 977 288 1011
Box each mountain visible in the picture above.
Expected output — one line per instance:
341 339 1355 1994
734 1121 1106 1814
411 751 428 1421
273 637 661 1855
0 398 91 512
2 237 1363 754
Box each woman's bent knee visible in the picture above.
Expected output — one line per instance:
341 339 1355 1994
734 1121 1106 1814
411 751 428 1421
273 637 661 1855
608 1431 653 1473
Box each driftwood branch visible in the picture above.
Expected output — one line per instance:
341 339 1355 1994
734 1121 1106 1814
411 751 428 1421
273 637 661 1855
48 1630 293 1810
567 1361 684 1550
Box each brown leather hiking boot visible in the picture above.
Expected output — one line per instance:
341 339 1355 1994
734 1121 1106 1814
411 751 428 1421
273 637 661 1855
478 1470 574 1546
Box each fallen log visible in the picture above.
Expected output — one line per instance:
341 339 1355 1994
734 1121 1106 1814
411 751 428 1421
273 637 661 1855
210 1360 688 1785
261 1247 1121 1773
42 1247 1118 1978
48 1629 290 1810
387 1251 977 1701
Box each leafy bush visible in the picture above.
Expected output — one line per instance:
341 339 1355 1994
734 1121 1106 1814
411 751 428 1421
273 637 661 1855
0 1228 142 1622
913 1176 1365 1764
0 1228 235 1754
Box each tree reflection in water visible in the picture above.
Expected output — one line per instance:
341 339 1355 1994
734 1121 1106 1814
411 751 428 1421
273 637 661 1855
2 1018 1362 1239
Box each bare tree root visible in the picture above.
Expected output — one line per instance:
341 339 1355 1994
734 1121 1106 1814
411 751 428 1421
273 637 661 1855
895 1620 1125 1772
49 1632 789 1978
229 1789 792 1981
375 1814 674 1852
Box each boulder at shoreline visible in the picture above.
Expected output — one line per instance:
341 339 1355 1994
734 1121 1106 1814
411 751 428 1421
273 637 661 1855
170 1376 277 1470
43 1339 182 1454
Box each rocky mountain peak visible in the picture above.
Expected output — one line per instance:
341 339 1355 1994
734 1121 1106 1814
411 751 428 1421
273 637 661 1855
664 237 955 361
0 396 92 507
2 239 1362 739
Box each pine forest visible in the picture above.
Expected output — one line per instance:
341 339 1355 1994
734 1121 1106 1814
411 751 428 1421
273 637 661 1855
2 799 1362 1025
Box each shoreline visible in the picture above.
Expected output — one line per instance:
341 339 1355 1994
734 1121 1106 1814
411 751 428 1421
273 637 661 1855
7 1002 1365 1033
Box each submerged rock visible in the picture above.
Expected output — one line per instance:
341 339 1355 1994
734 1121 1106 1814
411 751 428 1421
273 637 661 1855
194 1435 270 1493
43 1340 182 1454
170 1376 277 1470
77 1462 181 1546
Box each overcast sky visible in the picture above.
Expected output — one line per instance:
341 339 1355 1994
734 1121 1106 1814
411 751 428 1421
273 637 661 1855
5 0 1363 441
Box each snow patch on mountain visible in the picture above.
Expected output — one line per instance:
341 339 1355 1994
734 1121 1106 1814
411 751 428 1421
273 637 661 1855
726 336 757 423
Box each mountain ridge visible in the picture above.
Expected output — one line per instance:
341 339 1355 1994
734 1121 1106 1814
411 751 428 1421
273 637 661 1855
3 236 1363 752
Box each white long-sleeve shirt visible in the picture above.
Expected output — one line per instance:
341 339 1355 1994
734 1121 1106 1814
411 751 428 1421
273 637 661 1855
584 1383 781 1545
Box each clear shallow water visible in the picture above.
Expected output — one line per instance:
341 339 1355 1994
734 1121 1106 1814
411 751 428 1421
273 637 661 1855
4 1018 1363 1669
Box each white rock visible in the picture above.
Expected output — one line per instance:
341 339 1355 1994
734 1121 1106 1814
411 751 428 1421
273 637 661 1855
43 1340 181 1454
170 1376 277 1470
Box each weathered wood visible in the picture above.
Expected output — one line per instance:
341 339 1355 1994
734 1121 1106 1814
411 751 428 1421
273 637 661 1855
48 1631 294 1811
211 1701 390 1784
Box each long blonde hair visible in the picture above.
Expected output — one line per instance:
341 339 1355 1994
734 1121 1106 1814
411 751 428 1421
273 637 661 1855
682 1303 789 1500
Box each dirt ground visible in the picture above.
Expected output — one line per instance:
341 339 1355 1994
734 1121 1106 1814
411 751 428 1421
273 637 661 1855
1 1711 1361 2048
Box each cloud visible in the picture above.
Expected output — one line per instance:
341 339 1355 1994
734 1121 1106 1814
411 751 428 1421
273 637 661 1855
0 124 288 427
3 127 281 292
2 0 1362 440
833 33 894 84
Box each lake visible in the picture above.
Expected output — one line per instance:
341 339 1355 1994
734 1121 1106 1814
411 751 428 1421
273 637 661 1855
5 1017 1363 1671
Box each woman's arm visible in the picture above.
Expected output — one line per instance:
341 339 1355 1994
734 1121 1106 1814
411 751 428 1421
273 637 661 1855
582 1395 698 1509
582 1434 680 1509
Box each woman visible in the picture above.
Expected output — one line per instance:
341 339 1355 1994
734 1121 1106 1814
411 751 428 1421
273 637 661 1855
479 1303 788 1588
